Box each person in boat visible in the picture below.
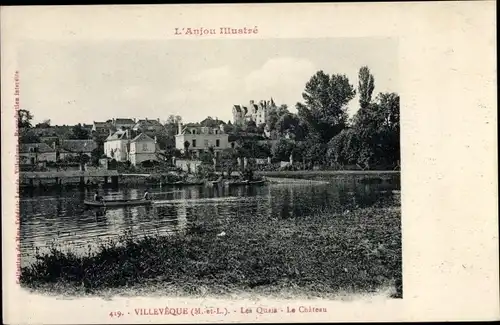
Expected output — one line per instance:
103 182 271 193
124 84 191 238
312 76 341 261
94 190 103 202
143 189 152 201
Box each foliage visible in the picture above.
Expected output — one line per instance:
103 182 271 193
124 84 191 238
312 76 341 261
18 109 34 128
196 164 217 181
302 134 327 165
183 141 190 158
244 120 258 133
199 150 215 166
328 92 400 169
358 66 375 110
327 128 361 166
166 115 182 125
271 138 295 162
69 123 90 140
297 70 356 143
223 123 234 134
266 104 289 133
35 119 51 128
219 148 238 177
19 128 40 143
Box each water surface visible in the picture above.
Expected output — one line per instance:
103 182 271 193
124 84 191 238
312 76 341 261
20 176 400 266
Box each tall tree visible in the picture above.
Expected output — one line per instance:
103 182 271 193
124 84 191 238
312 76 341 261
166 115 182 124
18 109 34 128
266 104 289 132
344 92 400 169
297 70 356 143
358 66 375 110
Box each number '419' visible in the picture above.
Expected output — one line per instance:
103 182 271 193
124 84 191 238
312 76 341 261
109 311 123 318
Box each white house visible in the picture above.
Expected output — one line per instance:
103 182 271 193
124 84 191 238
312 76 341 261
175 122 230 158
129 133 158 166
104 129 131 162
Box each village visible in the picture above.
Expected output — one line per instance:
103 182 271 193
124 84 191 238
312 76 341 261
17 98 309 188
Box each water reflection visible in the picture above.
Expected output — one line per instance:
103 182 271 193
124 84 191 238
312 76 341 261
19 177 400 266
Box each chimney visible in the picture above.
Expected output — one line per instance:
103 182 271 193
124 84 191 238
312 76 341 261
134 118 136 123
157 118 160 123
177 122 182 135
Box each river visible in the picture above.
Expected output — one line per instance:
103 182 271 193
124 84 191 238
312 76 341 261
19 175 400 267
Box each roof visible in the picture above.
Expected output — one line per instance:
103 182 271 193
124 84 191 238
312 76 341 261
106 130 130 141
93 121 111 128
181 125 226 135
60 139 98 153
131 133 155 143
20 143 55 153
135 119 162 126
200 117 226 127
114 118 135 124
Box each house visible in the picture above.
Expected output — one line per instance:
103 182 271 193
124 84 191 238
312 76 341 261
104 129 133 162
132 118 164 136
111 118 136 130
19 143 57 164
92 121 113 137
59 139 98 160
129 133 158 166
175 122 230 158
232 98 276 126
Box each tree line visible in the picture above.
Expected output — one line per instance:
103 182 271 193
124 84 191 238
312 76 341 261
219 66 400 170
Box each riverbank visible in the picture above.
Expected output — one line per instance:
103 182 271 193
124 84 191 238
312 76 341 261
19 169 400 189
20 204 402 299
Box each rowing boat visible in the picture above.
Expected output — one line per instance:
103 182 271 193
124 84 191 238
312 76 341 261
162 181 204 186
83 199 153 207
225 179 267 186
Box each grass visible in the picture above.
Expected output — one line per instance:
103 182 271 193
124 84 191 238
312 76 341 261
20 205 402 299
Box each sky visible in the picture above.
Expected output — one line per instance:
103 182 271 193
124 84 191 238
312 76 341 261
18 38 398 125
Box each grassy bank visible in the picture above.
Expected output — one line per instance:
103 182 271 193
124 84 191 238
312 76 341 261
21 205 402 298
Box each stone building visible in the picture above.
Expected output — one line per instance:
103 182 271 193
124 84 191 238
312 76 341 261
232 98 276 126
175 122 230 158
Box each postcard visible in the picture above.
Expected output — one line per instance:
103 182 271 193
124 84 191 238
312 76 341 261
1 2 498 324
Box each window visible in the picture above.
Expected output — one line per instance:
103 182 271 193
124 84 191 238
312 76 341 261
204 139 209 147
192 139 196 148
216 139 220 147
142 143 148 151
